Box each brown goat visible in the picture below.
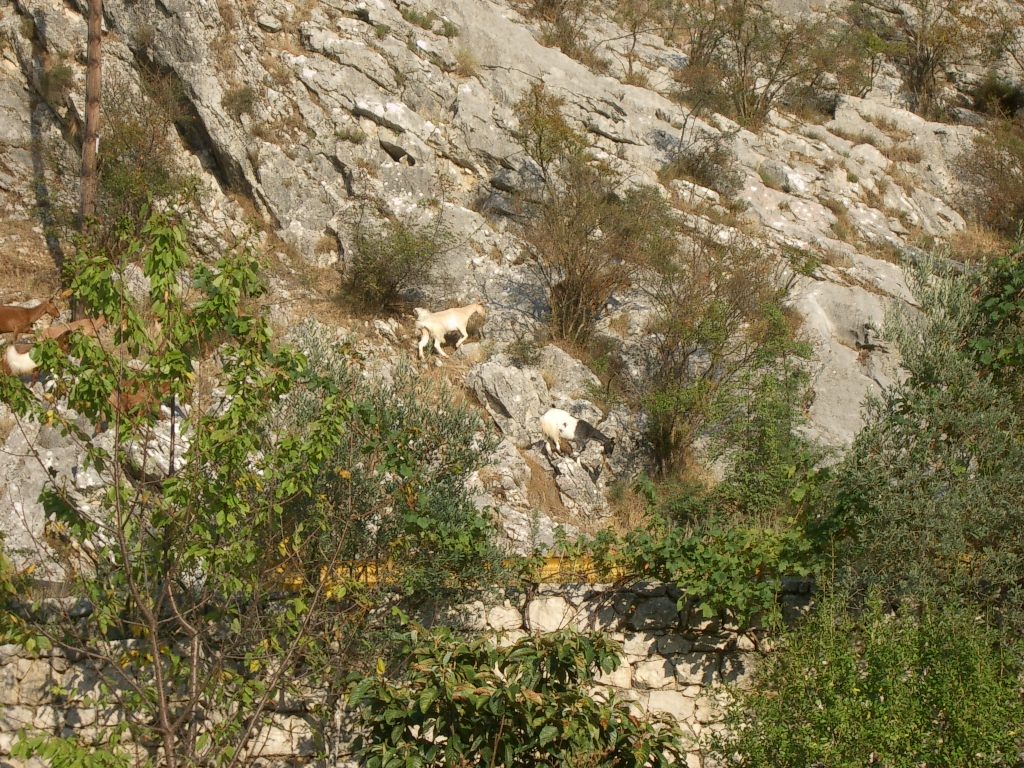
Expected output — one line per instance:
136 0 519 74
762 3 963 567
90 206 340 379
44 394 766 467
0 301 60 337
96 379 178 435
41 316 107 345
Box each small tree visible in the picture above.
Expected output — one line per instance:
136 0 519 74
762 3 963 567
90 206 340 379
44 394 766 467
512 82 584 182
955 120 1024 239
526 0 598 64
350 626 686 767
636 231 805 475
847 0 1005 117
609 0 681 80
523 160 678 344
673 0 842 127
47 70 196 257
965 241 1024 395
1 210 502 767
514 84 678 345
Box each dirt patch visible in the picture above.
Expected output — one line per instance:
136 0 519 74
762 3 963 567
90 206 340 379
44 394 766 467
523 451 572 525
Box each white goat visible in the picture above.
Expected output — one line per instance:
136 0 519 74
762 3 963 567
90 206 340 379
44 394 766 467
539 407 615 457
413 303 486 359
2 343 39 380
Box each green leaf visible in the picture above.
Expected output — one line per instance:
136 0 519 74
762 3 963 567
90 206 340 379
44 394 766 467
538 724 559 746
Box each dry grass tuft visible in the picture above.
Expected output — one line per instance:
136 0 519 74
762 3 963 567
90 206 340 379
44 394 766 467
603 483 655 538
0 411 17 445
943 225 1014 265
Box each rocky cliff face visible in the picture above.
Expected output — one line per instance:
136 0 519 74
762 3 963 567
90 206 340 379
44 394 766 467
0 0 1005 549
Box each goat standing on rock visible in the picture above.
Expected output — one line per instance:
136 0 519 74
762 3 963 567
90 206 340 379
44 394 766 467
413 303 486 359
540 407 615 458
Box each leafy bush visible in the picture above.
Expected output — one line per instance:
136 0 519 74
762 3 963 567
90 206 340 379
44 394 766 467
277 323 506 606
822 254 1024 633
523 161 679 344
710 588 1024 767
706 355 819 518
514 86 680 344
345 214 452 309
44 70 196 252
846 0 1004 117
513 82 584 180
41 58 75 105
506 330 544 367
966 243 1024 392
527 0 602 69
672 0 846 128
582 515 812 628
972 72 1024 117
350 626 686 767
610 0 681 81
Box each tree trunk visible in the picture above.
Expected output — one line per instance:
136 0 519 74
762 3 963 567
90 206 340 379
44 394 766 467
80 0 102 225
76 0 102 319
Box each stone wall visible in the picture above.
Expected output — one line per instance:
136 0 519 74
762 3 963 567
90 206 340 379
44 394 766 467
463 580 812 765
0 581 812 767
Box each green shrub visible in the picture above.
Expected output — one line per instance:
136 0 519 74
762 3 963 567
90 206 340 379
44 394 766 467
582 515 813 628
972 72 1024 117
400 6 437 29
823 254 1024 633
1 212 349 766
350 626 686 767
41 59 74 105
672 0 841 129
846 0 1004 118
0 210 504 767
514 85 680 344
711 588 1023 767
513 82 584 180
345 214 452 309
527 0 597 67
42 70 196 254
524 161 679 344
506 330 544 367
966 243 1024 392
636 233 808 475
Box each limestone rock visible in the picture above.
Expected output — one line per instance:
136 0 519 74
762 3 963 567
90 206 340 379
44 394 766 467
633 658 676 689
628 596 680 632
526 595 574 632
595 656 632 688
549 453 610 517
486 602 523 632
466 360 549 448
646 689 696 720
